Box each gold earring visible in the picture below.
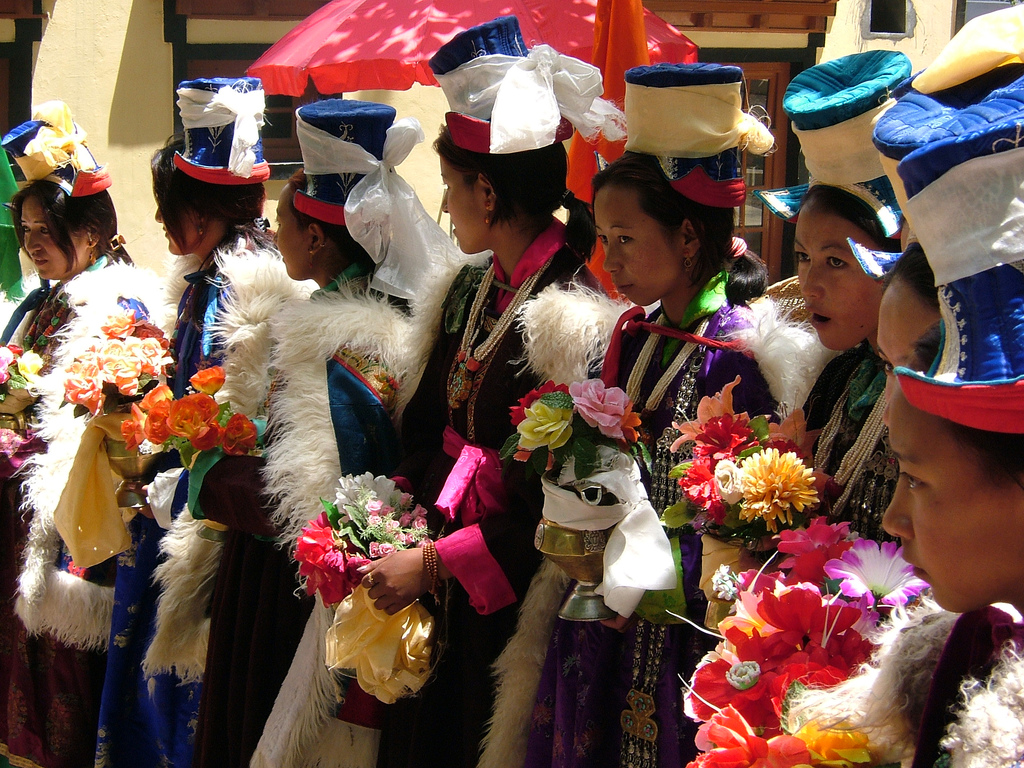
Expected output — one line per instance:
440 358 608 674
484 213 492 225
683 255 694 270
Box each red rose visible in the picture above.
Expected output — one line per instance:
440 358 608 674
222 413 258 456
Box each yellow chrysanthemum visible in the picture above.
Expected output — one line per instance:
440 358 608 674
792 722 874 767
738 448 818 532
517 401 574 451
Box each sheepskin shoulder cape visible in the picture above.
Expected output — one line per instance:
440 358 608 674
252 286 414 768
143 240 308 684
792 599 1024 768
16 261 169 651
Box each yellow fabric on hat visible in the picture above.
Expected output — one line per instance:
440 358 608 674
17 100 97 183
913 5 1024 94
625 82 774 158
53 412 132 570
325 584 435 704
795 100 894 185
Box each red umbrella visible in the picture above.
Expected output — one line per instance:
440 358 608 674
248 0 697 96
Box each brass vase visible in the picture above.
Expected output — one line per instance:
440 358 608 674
0 411 27 435
104 437 160 518
535 518 617 621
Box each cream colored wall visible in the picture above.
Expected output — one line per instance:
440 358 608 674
820 0 957 69
0 19 15 42
33 0 174 273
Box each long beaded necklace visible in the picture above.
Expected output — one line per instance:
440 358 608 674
624 316 711 418
446 256 553 412
22 284 72 367
814 385 887 520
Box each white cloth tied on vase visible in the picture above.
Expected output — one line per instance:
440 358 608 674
176 84 266 177
296 115 455 301
541 447 675 617
435 45 626 154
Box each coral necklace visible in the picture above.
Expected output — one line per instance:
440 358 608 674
447 256 553 411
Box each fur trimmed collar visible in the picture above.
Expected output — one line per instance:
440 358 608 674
262 285 413 545
16 261 168 650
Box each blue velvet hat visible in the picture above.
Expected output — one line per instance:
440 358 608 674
755 50 911 248
889 6 1024 432
428 16 623 155
2 101 110 197
175 77 270 184
623 63 775 208
293 99 396 225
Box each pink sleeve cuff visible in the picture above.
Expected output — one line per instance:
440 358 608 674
434 525 517 615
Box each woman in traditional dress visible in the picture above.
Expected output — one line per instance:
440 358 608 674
93 77 300 768
756 51 913 542
791 12 1024 762
523 62 781 768
0 102 164 768
190 99 445 768
359 16 625 768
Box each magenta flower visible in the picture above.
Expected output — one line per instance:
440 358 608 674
0 347 14 385
823 539 928 607
569 379 632 440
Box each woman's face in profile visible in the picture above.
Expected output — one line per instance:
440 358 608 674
882 383 1024 614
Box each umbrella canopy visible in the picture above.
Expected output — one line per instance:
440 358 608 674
248 0 697 96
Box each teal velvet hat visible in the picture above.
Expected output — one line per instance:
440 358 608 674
755 50 911 244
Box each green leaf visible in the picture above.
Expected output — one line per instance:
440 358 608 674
780 680 808 735
635 441 652 473
749 415 771 442
737 446 762 460
661 501 695 528
538 391 574 410
72 404 89 419
572 438 598 480
529 448 550 476
7 373 26 389
668 461 692 480
500 432 522 462
321 498 341 528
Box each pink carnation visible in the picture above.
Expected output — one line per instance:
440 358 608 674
369 542 381 558
399 513 413 526
378 542 396 557
367 515 383 527
294 515 360 606
569 379 632 440
413 517 427 530
367 499 384 514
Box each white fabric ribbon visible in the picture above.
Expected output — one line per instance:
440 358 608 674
176 85 266 178
436 47 625 154
542 448 676 617
297 115 458 300
905 144 1024 285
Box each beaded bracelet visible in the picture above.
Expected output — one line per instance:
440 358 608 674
422 539 440 596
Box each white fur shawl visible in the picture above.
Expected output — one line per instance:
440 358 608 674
16 262 169 651
143 240 308 684
791 600 1024 768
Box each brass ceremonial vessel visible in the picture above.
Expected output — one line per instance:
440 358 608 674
535 518 617 621
104 437 160 517
0 411 27 434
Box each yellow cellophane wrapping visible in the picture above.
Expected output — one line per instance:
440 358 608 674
325 585 435 705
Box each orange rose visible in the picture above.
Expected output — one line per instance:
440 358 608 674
190 366 226 396
144 401 172 444
167 393 220 442
64 360 105 415
222 413 257 455
121 405 147 450
101 309 137 339
135 337 173 377
190 422 224 452
140 384 173 412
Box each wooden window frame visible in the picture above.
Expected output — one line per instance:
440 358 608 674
174 0 327 20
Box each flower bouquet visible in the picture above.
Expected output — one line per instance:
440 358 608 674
666 376 823 626
684 518 926 768
294 472 435 704
119 366 260 470
53 308 176 568
502 379 676 620
0 343 43 420
62 308 173 417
